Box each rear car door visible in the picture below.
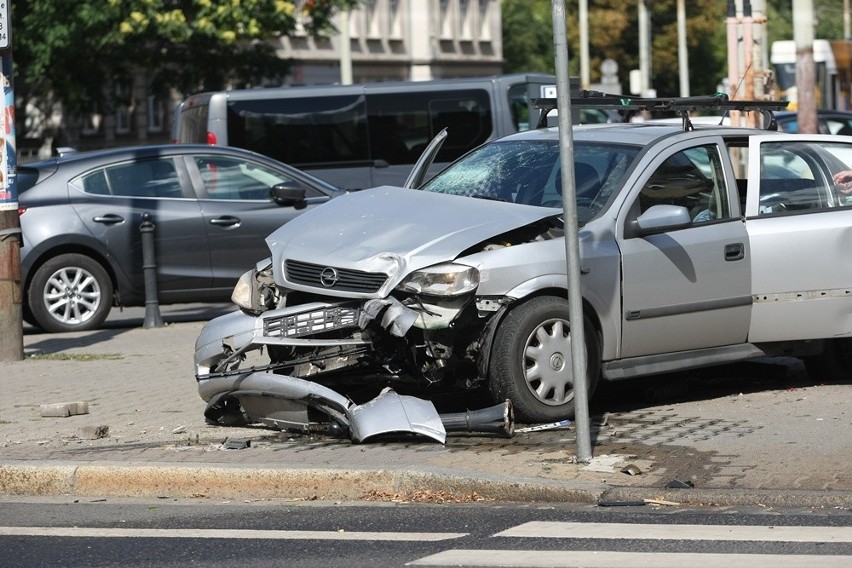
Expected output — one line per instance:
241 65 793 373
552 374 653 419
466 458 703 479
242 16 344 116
71 156 212 299
188 154 334 292
617 139 752 358
743 134 852 341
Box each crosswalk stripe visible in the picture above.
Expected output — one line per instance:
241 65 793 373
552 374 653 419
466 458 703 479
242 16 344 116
495 521 852 543
0 527 467 541
406 550 852 567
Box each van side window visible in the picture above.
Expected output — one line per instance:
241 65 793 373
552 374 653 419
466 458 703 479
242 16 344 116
367 89 492 165
227 96 369 167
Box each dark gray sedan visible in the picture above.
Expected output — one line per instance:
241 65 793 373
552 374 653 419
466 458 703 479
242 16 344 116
18 144 342 332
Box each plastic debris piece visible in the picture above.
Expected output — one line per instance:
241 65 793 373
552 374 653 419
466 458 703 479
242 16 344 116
664 479 695 489
515 419 571 433
621 463 642 476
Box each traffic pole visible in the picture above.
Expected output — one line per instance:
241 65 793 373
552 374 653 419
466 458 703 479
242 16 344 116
0 1 22 362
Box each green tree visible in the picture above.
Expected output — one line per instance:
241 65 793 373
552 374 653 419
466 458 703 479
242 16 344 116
11 0 358 140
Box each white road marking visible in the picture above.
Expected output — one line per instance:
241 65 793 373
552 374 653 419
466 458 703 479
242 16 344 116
0 526 467 541
495 521 852 543
407 550 852 567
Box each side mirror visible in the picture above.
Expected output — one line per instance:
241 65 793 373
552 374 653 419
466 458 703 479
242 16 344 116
271 182 307 209
630 204 692 236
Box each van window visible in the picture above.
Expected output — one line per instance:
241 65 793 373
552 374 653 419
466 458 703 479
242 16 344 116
366 89 492 165
226 95 369 167
177 104 210 144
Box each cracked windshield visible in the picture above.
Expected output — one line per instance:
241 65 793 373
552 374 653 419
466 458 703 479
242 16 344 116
421 140 640 223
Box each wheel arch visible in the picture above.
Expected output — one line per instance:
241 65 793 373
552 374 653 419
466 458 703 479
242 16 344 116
23 243 122 308
478 287 604 379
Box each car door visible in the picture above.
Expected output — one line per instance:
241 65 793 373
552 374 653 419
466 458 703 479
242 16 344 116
71 156 212 299
188 154 334 291
743 134 852 341
617 140 752 358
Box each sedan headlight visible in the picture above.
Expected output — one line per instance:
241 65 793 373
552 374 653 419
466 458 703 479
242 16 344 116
232 259 276 314
397 263 479 296
231 269 258 311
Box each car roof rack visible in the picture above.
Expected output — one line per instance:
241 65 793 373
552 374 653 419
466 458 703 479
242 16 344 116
534 91 790 131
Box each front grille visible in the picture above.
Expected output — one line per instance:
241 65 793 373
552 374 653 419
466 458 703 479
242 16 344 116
264 305 360 338
286 260 387 293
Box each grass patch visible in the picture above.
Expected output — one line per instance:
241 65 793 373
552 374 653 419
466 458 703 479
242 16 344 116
28 353 123 361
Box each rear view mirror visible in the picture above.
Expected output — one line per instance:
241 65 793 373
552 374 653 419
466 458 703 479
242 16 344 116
272 182 307 209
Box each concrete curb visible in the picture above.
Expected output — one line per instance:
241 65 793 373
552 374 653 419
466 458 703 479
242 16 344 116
2 463 850 509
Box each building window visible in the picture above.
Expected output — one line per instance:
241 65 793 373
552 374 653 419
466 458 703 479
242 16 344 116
115 80 132 135
148 95 164 133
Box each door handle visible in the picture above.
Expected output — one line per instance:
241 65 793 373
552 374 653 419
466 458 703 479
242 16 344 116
724 242 744 261
92 214 124 225
209 216 241 227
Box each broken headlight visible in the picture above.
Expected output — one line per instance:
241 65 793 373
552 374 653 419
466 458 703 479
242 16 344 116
232 259 277 314
397 263 479 296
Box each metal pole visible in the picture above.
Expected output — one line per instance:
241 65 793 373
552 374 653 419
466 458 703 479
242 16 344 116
0 1 22 362
677 0 690 97
551 0 592 464
579 0 590 90
726 0 741 127
140 213 164 328
340 9 353 85
638 0 651 96
794 0 817 133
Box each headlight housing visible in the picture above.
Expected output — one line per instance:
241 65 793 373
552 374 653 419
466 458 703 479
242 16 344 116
397 263 479 296
231 259 276 314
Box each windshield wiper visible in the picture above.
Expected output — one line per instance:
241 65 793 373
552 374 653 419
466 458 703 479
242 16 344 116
470 193 507 202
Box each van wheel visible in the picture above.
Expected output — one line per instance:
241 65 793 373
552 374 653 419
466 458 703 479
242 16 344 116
487 296 599 423
803 339 852 381
28 254 113 333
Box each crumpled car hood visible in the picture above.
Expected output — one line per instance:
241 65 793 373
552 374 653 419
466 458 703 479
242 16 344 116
266 186 557 287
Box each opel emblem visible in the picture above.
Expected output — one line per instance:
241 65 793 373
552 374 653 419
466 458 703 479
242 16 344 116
320 267 339 287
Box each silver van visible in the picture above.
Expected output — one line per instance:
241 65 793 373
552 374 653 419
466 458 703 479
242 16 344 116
174 74 579 189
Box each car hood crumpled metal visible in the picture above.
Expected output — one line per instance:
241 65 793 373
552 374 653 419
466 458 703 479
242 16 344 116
265 185 557 287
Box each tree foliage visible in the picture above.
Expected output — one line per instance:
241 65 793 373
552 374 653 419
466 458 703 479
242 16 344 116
503 0 850 99
11 0 357 137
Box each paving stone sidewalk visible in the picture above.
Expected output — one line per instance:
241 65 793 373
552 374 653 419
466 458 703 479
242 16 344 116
0 307 849 507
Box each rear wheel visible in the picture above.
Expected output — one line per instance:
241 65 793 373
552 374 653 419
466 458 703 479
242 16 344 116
27 253 113 333
487 296 600 423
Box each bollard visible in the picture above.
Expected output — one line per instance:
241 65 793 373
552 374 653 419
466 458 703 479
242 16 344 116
140 212 164 328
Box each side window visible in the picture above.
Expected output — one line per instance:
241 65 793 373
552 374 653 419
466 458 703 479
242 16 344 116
637 145 730 223
227 95 369 166
366 89 493 165
758 143 838 214
194 156 316 201
78 158 182 198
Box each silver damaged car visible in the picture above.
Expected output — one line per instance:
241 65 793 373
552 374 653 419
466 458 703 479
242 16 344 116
195 105 852 428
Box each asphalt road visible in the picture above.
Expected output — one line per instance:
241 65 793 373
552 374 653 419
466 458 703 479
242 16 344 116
1 498 850 567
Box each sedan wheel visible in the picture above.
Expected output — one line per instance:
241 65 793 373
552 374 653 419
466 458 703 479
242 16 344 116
28 253 113 333
488 296 599 423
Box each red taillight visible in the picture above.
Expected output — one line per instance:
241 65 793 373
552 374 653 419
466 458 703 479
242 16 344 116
206 132 217 145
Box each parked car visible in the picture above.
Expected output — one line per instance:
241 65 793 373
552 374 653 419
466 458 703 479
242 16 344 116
775 109 852 135
194 99 852 429
18 144 342 332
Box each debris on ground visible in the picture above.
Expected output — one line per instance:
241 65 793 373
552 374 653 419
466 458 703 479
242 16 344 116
361 489 490 503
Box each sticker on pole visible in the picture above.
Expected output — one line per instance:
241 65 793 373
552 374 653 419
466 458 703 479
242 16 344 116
0 1 8 50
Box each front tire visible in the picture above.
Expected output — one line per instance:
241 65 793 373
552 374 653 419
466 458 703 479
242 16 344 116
27 253 113 333
487 296 600 423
